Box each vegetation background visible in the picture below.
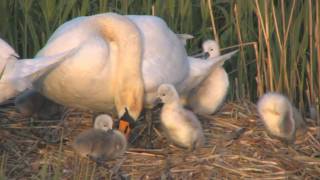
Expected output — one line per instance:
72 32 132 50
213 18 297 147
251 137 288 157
0 0 319 179
0 0 319 119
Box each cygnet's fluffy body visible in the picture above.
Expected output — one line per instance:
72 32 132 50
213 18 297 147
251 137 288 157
15 90 63 119
188 40 229 115
257 93 305 143
73 114 127 161
157 84 204 150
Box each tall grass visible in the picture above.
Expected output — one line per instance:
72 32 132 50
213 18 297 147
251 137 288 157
0 0 318 118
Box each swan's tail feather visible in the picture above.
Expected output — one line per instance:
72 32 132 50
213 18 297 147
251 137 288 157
0 47 77 102
207 49 239 67
3 47 77 82
176 34 194 46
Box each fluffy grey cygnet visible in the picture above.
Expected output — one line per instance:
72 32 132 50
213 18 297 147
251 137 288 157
157 84 205 150
257 92 306 143
15 90 63 119
73 114 127 162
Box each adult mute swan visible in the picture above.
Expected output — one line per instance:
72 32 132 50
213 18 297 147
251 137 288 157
188 40 229 115
157 84 204 150
257 93 306 143
35 14 193 110
6 13 237 137
12 13 188 137
0 38 74 103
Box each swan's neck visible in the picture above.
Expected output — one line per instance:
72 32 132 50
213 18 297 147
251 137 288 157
91 13 144 120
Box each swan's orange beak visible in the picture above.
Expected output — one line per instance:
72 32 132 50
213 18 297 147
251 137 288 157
119 119 131 139
118 108 135 139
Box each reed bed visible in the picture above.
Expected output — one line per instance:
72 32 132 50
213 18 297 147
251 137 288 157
0 101 319 179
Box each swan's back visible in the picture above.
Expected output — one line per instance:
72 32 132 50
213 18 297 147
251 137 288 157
127 15 189 91
36 17 90 57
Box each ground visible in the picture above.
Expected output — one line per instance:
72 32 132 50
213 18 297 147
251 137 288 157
0 99 319 179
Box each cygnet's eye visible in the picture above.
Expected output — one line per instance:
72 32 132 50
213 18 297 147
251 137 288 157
162 93 166 96
210 48 214 51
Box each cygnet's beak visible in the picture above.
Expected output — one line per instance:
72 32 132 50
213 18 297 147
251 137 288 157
154 97 163 105
118 108 135 139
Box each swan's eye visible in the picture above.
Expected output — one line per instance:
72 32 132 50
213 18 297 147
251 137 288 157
210 48 214 51
162 93 166 96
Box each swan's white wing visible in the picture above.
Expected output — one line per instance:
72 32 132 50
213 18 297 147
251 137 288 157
0 38 19 76
206 49 239 66
176 34 194 46
0 38 19 59
127 16 189 91
177 49 238 94
1 48 77 92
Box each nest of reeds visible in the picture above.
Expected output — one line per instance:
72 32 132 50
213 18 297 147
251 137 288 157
0 99 319 179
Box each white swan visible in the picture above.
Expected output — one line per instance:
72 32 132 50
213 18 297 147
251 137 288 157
0 38 74 103
257 92 305 143
188 40 229 115
157 84 205 150
73 114 127 161
24 13 187 119
3 13 238 137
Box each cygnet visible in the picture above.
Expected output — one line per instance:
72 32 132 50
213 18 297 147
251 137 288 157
157 84 205 150
257 92 306 143
73 114 127 162
188 40 229 115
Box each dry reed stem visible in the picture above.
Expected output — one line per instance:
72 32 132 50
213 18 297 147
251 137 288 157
207 0 219 44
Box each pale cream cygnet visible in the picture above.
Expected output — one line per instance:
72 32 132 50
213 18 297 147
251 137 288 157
157 84 205 150
73 114 127 161
257 92 305 143
188 40 229 115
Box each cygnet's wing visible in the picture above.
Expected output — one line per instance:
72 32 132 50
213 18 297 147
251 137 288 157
1 47 77 92
84 130 125 160
183 109 203 130
176 34 194 46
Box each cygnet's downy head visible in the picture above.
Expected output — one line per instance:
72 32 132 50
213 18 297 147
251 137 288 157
257 92 296 142
94 114 113 131
202 40 220 58
157 84 179 104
